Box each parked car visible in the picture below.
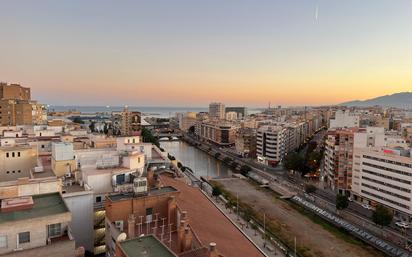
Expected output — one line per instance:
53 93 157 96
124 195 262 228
395 222 410 229
361 204 374 210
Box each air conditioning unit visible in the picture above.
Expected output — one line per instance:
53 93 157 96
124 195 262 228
133 178 148 195
115 220 124 231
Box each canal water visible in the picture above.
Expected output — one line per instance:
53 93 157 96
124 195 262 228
160 141 231 178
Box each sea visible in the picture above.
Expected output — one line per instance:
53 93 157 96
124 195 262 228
48 105 262 118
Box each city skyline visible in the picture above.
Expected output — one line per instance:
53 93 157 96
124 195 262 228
1 0 412 106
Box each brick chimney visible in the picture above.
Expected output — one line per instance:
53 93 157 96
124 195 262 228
127 214 136 238
182 227 193 252
209 242 218 257
147 168 155 188
168 196 177 230
177 219 186 252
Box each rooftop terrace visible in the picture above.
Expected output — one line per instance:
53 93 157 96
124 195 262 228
0 192 69 223
108 186 178 202
118 235 177 257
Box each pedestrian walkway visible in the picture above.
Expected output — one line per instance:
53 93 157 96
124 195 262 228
205 190 287 257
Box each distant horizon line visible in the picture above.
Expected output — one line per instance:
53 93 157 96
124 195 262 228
46 104 330 109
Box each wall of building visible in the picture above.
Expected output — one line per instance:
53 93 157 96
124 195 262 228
63 191 95 253
0 147 37 181
0 212 71 255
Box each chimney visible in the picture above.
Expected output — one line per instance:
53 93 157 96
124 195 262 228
177 219 186 252
167 196 177 230
182 227 193 252
147 168 155 188
209 242 218 257
128 214 136 238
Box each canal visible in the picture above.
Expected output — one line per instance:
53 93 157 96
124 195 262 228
160 140 232 178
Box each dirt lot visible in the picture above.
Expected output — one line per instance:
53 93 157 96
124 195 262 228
215 178 384 257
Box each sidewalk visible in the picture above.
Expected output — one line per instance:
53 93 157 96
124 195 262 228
206 191 287 257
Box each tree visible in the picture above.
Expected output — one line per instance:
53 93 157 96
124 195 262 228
141 127 160 147
336 194 349 210
188 125 195 134
240 165 252 177
372 205 393 227
89 121 96 132
223 157 232 164
168 154 176 161
304 184 317 194
212 186 222 199
72 117 84 124
103 123 109 134
177 162 183 169
283 152 305 172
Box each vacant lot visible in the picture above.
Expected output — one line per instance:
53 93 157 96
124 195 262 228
215 178 384 257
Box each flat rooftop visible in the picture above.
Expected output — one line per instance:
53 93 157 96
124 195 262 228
0 192 69 224
108 186 178 202
118 235 177 257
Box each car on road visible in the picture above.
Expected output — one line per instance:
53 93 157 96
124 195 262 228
361 204 374 210
395 222 410 229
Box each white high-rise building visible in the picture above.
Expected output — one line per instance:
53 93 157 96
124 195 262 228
329 110 360 129
351 127 412 220
256 125 286 166
352 147 412 219
209 102 225 120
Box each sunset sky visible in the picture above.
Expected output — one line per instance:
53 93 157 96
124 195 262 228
1 0 411 107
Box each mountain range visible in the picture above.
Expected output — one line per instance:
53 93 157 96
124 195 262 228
340 92 412 109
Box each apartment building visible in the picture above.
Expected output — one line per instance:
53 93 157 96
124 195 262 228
0 83 46 126
225 111 237 121
235 128 256 158
197 121 236 146
329 110 360 129
0 145 37 182
208 102 225 120
323 128 357 194
105 179 219 257
177 112 197 132
0 174 76 257
256 125 286 166
120 107 141 136
352 147 412 220
225 106 247 120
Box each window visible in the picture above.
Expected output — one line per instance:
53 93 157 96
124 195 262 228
96 196 102 203
6 153 9 158
12 152 15 157
116 174 125 185
17 152 20 157
146 207 153 216
18 232 30 244
48 223 62 238
0 235 7 248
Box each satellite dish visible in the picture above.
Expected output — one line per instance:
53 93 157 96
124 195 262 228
117 233 127 242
